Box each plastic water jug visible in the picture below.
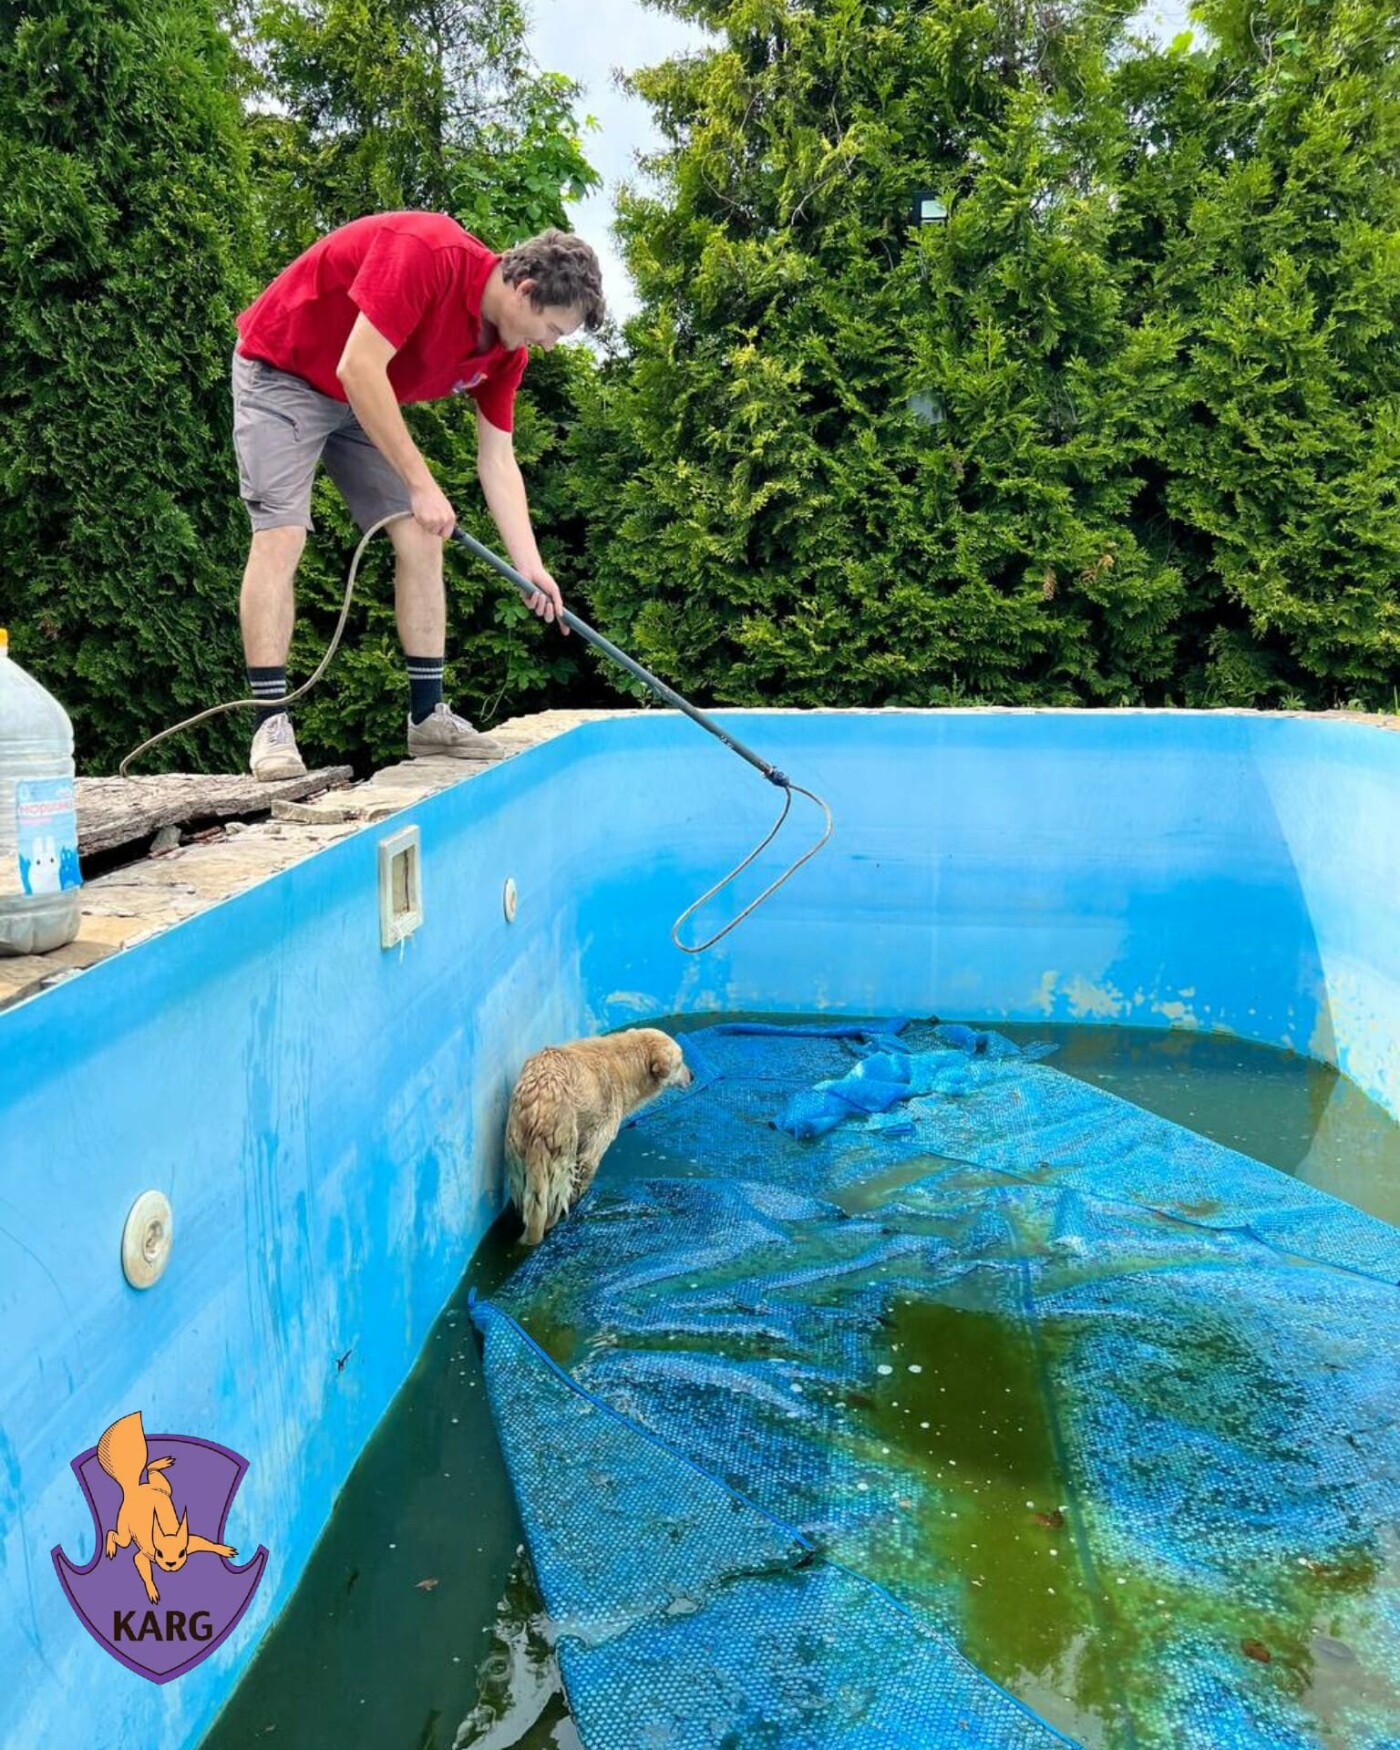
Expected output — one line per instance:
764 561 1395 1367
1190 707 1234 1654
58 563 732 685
0 628 82 955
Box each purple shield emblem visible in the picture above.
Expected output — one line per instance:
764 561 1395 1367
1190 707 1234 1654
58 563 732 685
52 1411 268 1683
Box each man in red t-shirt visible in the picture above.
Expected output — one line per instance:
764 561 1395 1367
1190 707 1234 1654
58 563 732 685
231 214 605 779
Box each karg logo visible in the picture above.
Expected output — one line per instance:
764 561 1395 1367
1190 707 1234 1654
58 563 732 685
52 1410 268 1683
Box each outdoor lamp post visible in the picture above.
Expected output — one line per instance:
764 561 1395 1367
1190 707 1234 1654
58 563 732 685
910 190 948 227
908 190 948 425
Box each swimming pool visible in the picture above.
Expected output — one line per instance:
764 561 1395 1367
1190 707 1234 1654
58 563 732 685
2 708 1397 1748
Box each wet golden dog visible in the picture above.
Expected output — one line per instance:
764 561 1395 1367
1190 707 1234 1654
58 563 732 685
505 1028 693 1244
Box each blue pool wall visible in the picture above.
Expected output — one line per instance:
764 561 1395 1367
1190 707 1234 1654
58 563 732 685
0 708 1395 1750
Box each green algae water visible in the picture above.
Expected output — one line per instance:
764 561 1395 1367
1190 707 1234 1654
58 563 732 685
194 1221 567 1750
991 1021 1400 1229
856 1256 1398 1748
198 1021 1400 1750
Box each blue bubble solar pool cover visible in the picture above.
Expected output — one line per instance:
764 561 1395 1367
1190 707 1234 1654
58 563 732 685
471 1021 1400 1749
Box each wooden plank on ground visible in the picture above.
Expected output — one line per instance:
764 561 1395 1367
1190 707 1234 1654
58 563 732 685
76 768 354 858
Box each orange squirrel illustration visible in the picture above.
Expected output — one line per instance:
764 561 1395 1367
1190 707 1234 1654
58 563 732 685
97 1411 237 1604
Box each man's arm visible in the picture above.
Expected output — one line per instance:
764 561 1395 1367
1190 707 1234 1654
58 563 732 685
476 410 568 632
335 313 455 536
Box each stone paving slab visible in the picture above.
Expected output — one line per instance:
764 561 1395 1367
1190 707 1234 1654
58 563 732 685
77 767 354 857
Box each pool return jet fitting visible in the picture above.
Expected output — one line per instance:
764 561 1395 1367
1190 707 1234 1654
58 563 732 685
121 513 833 952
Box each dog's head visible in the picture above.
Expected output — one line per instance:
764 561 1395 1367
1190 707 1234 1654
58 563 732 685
638 1029 693 1093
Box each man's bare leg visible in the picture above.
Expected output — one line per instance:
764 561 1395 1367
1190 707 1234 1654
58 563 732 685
388 514 446 660
240 525 306 667
389 518 502 759
240 526 308 778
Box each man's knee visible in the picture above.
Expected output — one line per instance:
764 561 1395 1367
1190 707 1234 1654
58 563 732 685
245 525 307 582
388 518 445 582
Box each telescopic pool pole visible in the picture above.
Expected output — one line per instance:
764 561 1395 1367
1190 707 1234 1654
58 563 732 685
447 528 833 953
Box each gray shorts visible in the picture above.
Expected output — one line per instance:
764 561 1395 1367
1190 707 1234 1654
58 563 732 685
231 350 412 533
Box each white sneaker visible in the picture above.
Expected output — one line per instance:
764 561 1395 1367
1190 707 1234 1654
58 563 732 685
249 713 307 782
406 702 504 760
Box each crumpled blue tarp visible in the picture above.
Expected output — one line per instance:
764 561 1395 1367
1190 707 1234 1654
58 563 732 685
776 1050 914 1138
775 1024 1056 1139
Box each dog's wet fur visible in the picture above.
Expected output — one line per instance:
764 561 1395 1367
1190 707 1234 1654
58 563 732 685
504 1028 693 1244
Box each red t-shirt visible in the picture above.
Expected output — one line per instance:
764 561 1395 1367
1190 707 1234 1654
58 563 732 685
236 212 527 431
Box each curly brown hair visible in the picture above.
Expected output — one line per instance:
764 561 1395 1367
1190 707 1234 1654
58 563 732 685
499 230 605 332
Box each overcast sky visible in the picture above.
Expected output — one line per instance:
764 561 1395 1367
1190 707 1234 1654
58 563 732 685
525 0 709 324
526 0 1196 324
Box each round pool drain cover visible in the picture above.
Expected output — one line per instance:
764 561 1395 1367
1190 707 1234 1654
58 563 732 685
122 1190 174 1289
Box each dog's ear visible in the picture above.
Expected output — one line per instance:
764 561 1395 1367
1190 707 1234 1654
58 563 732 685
648 1046 673 1082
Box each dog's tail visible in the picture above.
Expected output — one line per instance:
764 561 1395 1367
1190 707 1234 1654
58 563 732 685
519 1132 559 1246
521 1177 550 1246
505 1131 556 1247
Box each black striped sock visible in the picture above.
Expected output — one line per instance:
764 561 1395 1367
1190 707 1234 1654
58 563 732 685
406 655 444 725
248 666 289 729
